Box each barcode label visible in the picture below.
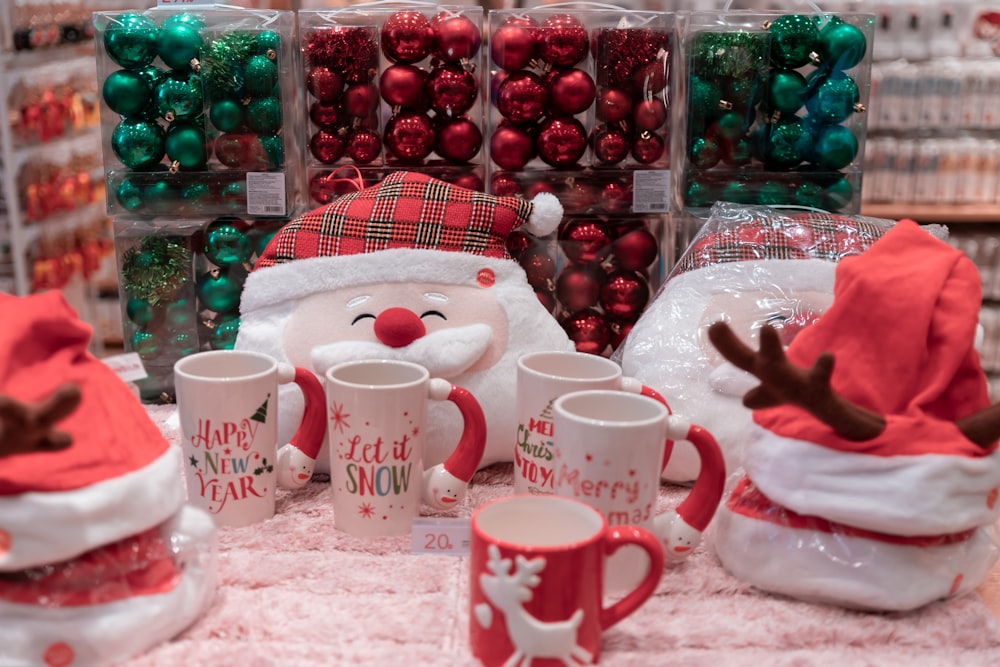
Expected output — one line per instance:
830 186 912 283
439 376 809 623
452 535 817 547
632 169 671 213
246 172 286 216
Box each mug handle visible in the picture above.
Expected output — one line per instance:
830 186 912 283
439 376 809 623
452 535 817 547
422 379 487 510
620 378 673 471
599 525 665 630
654 417 727 561
275 365 327 490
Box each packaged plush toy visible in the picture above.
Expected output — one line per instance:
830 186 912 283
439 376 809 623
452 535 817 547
235 170 574 486
707 219 1000 611
0 291 216 665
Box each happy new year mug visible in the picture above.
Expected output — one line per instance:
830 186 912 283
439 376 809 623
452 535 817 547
552 390 726 573
469 495 664 667
174 350 325 527
515 350 669 495
325 359 487 538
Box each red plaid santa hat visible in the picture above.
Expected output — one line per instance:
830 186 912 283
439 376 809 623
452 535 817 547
241 170 563 313
0 291 214 665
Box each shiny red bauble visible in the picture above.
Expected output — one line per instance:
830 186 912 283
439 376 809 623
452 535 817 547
433 13 482 63
306 67 344 103
491 172 522 197
600 270 650 320
520 248 556 290
546 68 596 116
535 116 587 168
631 131 665 165
347 129 381 163
380 64 427 108
427 63 478 116
562 309 611 355
436 116 482 163
611 227 658 270
449 172 484 192
490 123 535 170
634 97 667 132
591 127 630 165
381 11 435 64
559 218 612 264
496 70 547 123
310 129 347 164
506 230 533 259
384 111 435 162
537 14 588 69
595 88 633 124
556 263 605 313
490 23 536 72
309 101 341 128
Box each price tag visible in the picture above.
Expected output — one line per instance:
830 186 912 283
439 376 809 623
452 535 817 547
246 172 287 216
411 517 471 557
102 352 148 383
632 169 670 213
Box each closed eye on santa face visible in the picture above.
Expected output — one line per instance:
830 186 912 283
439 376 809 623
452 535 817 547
350 310 448 326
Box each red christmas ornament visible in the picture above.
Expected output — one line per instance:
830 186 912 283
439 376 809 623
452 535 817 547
632 57 668 96
309 171 335 204
306 27 378 83
556 263 605 312
611 227 658 270
591 127 630 165
433 13 482 63
595 28 669 91
381 11 435 64
347 129 381 163
546 68 596 116
435 116 482 163
562 178 599 213
496 71 547 123
489 123 535 170
601 181 632 213
214 133 271 170
380 64 427 108
449 172 484 192
506 230 534 259
610 319 635 350
490 23 537 72
310 129 347 164
384 111 435 162
559 218 612 264
489 70 508 107
306 67 344 103
309 101 341 128
535 117 587 168
631 131 665 165
595 88 633 124
537 14 588 69
344 83 378 118
536 288 557 313
519 248 556 290
634 97 667 131
524 180 556 200
427 63 478 116
561 309 611 356
600 270 650 320
491 172 522 196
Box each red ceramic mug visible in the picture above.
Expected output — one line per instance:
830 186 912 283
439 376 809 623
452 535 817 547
469 495 664 666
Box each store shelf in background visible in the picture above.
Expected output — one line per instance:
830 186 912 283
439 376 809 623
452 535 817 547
861 204 1000 224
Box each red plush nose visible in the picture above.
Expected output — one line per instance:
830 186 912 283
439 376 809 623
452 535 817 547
373 308 426 348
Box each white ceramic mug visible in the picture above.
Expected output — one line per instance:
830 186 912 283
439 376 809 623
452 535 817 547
325 359 486 538
514 350 667 495
174 350 324 527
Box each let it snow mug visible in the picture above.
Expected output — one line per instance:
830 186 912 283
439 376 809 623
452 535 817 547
469 495 664 667
325 359 486 538
515 351 668 495
174 350 324 527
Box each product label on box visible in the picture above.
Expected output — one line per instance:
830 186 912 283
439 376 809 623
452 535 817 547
410 517 471 557
102 352 147 382
246 173 286 216
632 170 670 213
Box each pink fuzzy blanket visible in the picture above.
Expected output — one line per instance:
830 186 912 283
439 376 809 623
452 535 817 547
125 406 1000 667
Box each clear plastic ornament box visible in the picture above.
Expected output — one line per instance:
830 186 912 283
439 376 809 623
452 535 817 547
671 10 875 219
298 2 486 207
94 7 304 218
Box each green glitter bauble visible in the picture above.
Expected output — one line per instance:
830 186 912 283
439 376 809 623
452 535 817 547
690 136 721 169
204 217 252 266
126 297 155 325
722 75 764 112
244 55 278 96
103 13 159 70
209 98 245 133
722 180 752 204
155 71 205 121
246 97 282 134
764 118 811 169
793 181 826 209
211 315 241 350
255 31 281 56
691 30 767 79
181 182 211 209
768 14 819 69
688 76 723 124
767 69 807 115
813 123 858 169
685 180 716 207
819 20 866 70
197 268 243 313
112 119 165 169
157 21 203 71
169 331 199 357
102 69 153 118
756 180 789 205
220 180 248 213
722 137 752 166
258 133 284 168
806 72 859 123
826 176 854 210
131 329 160 359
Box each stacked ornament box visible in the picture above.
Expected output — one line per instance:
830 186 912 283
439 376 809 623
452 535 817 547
299 5 487 206
485 7 673 356
672 11 874 217
94 7 303 403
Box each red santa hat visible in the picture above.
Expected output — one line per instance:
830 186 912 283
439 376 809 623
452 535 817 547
713 219 1000 611
0 291 214 664
240 170 563 314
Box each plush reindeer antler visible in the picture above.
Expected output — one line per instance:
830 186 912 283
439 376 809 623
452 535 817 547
0 383 82 458
707 321 886 441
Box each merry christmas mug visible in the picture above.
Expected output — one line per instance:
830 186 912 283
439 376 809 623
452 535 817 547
325 359 486 538
174 350 325 527
514 350 668 495
469 495 664 667
552 390 726 578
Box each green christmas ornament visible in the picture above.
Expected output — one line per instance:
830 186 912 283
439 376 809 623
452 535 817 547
767 69 807 115
156 71 204 122
103 69 153 118
220 180 248 213
126 297 155 325
163 14 206 30
691 31 767 79
764 118 811 169
793 181 826 209
169 331 199 357
103 13 159 70
756 180 789 205
806 72 860 123
121 236 192 305
685 180 716 207
722 75 763 112
165 299 196 332
204 217 252 266
722 137 752 166
819 20 867 70
826 176 853 210
157 21 203 71
768 14 819 69
714 112 745 141
112 119 165 169
246 96 281 134
211 315 241 350
244 55 278 96
813 123 858 169
209 98 245 133
722 180 752 204
165 123 208 170
197 267 243 313
688 76 723 123
131 329 161 359
182 182 211 208
202 31 258 97
116 176 144 211
144 179 179 215
690 136 721 169
255 30 281 57
252 228 279 258
258 133 284 168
